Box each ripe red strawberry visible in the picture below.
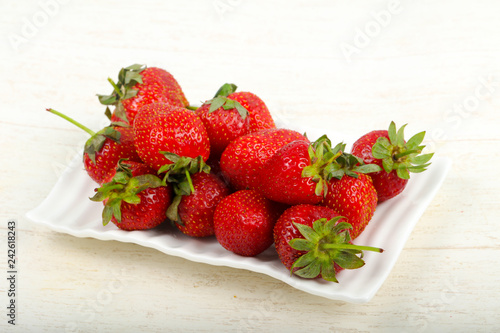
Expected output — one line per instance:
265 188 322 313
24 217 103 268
196 83 275 157
258 136 356 205
322 173 377 239
133 102 210 171
319 149 380 239
274 204 341 271
156 152 231 237
228 91 275 133
351 121 434 202
274 204 383 282
213 190 283 257
171 171 231 237
196 84 251 157
46 108 142 184
90 160 172 230
220 128 308 190
258 140 321 205
98 64 189 125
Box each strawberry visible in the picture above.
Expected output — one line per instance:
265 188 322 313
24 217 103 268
351 121 434 202
195 84 251 157
220 128 308 190
133 102 210 171
228 91 275 133
213 190 283 257
258 139 320 205
90 160 172 230
46 108 141 184
171 171 231 237
274 204 341 271
273 204 383 282
257 136 350 205
196 83 275 157
98 64 189 125
157 153 231 237
320 150 380 239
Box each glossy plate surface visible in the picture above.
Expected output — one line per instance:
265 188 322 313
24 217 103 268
26 123 451 303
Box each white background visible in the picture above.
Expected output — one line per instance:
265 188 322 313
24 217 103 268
1 0 499 332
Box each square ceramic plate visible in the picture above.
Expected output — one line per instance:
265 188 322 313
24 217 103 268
26 122 451 303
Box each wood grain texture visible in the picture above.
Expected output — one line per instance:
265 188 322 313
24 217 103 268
1 0 499 332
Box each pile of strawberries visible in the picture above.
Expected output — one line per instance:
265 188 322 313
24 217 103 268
48 64 433 283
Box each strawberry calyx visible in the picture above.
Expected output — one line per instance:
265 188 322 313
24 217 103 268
90 160 164 226
84 122 131 164
327 145 382 181
158 152 211 224
301 136 342 197
203 83 248 119
301 136 381 197
372 121 434 179
97 64 146 123
289 217 383 282
83 126 121 164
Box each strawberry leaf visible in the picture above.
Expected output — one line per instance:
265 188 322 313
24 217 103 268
288 238 313 252
113 171 129 184
102 205 113 226
382 156 394 173
208 96 226 113
104 107 112 120
345 170 359 178
112 199 122 223
352 163 382 174
123 195 141 205
396 167 410 180
372 137 392 159
234 101 248 119
319 261 338 282
113 104 129 123
166 195 183 224
406 131 426 150
411 153 434 165
388 121 397 144
395 124 407 146
293 222 319 243
97 94 117 105
294 259 321 279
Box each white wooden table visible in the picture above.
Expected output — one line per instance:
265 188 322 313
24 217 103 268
1 0 499 332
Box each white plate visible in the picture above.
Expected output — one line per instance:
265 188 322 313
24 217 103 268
25 123 451 303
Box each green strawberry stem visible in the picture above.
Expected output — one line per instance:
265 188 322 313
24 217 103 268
185 169 195 193
322 243 384 253
46 108 96 136
185 105 199 111
107 77 124 99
